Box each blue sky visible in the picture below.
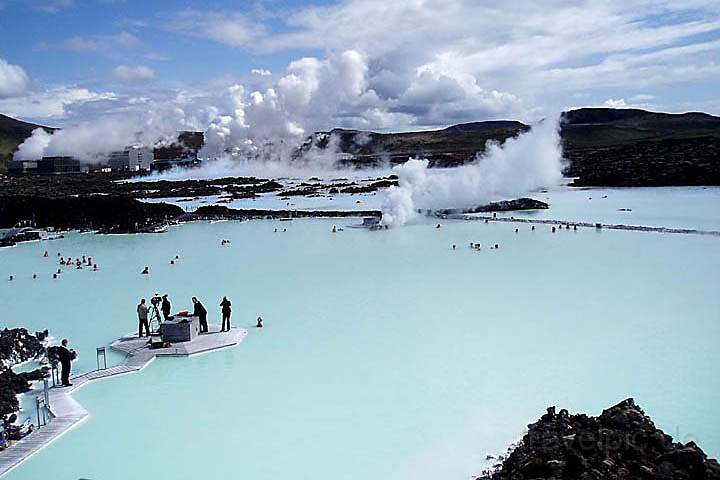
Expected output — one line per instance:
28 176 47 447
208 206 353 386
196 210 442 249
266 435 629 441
1 0 719 143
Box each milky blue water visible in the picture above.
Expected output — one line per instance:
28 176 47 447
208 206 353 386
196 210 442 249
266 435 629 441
1 188 719 480
143 186 720 231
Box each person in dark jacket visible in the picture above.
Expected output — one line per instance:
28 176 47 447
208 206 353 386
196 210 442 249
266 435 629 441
137 298 150 337
161 294 172 320
192 297 208 333
57 339 75 387
220 296 232 332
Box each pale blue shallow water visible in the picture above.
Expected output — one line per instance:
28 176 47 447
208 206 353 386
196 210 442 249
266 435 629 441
1 189 719 480
143 185 720 231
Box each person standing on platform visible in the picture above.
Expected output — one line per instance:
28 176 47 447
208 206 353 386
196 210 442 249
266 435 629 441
162 294 172 320
57 339 75 387
192 297 208 333
137 298 150 337
220 296 232 332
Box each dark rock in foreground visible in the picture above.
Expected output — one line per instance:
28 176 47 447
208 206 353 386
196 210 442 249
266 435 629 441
436 198 549 215
478 398 720 480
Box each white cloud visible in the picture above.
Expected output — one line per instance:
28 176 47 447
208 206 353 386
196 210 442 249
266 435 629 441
156 0 720 125
0 87 116 119
630 93 656 101
168 10 266 47
62 36 99 52
604 98 627 108
112 65 157 83
251 68 272 76
0 57 30 98
113 31 141 49
35 0 73 14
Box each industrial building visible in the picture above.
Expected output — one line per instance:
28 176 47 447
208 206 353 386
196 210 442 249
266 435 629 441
108 147 154 171
8 156 81 175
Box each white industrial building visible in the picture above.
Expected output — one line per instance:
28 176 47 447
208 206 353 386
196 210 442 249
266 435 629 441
108 147 154 171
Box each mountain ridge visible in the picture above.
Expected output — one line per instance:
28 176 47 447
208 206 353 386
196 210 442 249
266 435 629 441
2 108 719 185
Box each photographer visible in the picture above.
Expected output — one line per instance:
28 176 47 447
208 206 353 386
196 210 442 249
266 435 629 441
137 298 150 337
192 297 208 333
56 339 75 387
161 294 172 320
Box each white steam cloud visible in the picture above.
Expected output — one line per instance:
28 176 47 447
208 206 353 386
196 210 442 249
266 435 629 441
14 113 188 163
14 49 374 168
381 117 564 226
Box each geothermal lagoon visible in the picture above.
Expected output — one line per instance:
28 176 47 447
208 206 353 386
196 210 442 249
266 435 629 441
1 186 719 480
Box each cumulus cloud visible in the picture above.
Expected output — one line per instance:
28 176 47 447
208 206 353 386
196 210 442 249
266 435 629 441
0 57 30 98
164 0 719 121
168 10 266 47
201 49 377 157
603 98 627 108
113 31 141 48
112 65 157 83
0 86 115 118
251 68 272 76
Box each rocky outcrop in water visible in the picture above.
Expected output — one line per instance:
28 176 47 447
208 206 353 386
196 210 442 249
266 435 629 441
436 198 549 215
478 398 720 480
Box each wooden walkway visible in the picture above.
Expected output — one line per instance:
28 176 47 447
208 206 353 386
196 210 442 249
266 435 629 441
452 214 720 236
0 324 247 477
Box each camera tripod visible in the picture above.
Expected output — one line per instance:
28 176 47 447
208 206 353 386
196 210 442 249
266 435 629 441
148 303 162 334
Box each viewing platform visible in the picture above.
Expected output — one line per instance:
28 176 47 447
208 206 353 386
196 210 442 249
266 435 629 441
0 324 248 477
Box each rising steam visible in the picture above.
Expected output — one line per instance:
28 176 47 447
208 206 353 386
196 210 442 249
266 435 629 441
381 117 565 226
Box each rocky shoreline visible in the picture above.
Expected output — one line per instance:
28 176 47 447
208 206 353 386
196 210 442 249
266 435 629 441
191 205 381 220
0 329 48 421
0 195 184 236
478 398 720 480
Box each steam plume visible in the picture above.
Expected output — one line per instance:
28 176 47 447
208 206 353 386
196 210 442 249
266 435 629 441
381 116 564 226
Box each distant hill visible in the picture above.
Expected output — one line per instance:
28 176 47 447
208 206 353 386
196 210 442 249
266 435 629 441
560 108 720 185
302 108 720 185
0 114 56 173
301 120 530 167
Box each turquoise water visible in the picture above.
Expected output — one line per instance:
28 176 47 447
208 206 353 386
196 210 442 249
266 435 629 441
513 186 720 230
143 185 720 231
1 190 720 480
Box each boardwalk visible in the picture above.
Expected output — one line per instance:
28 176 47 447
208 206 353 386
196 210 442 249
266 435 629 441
452 214 720 236
0 324 247 477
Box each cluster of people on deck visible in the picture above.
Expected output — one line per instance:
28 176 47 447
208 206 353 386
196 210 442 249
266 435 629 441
136 294 246 338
